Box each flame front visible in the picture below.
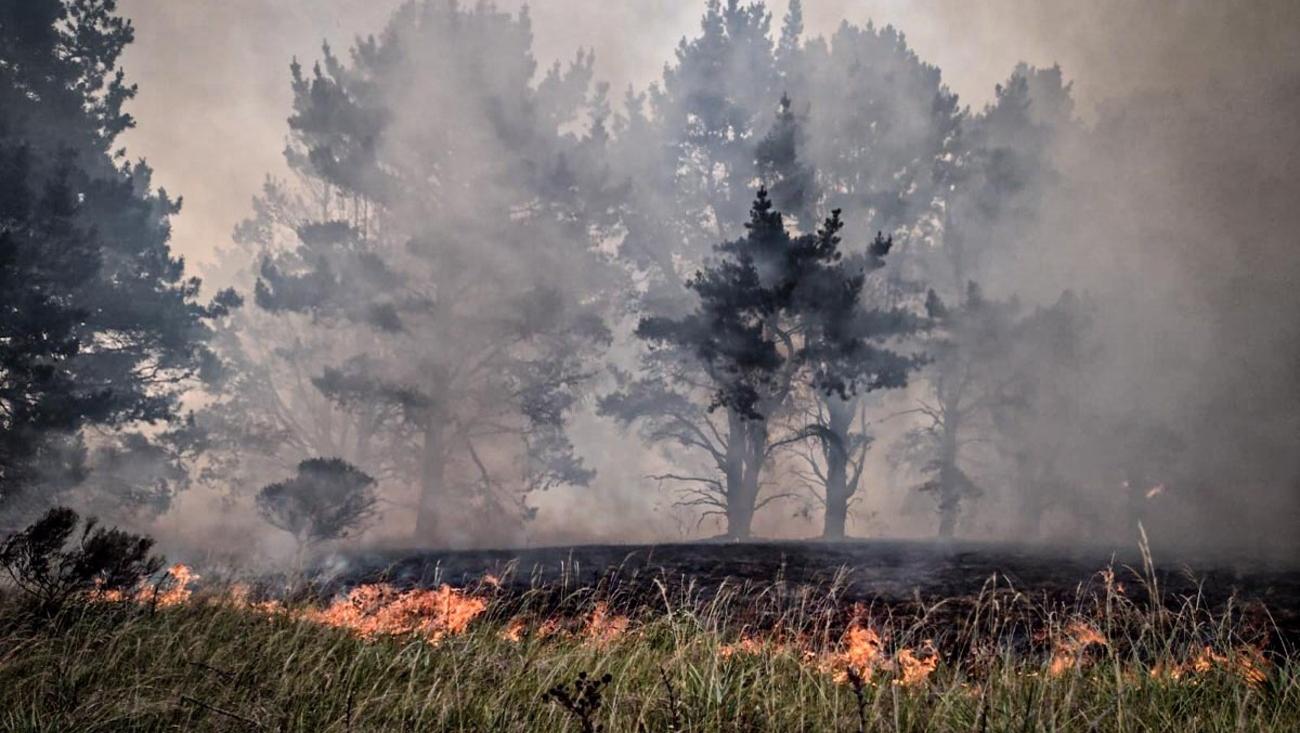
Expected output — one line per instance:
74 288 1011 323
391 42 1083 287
77 566 1274 691
303 583 488 644
89 563 198 606
817 621 885 683
501 616 527 642
1151 644 1270 687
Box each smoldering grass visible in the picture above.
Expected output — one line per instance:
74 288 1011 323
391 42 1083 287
0 567 1296 732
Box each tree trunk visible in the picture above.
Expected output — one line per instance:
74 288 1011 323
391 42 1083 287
1018 482 1045 538
937 500 958 538
936 415 961 540
822 460 849 539
725 497 755 539
723 408 767 540
723 409 748 539
414 420 445 543
820 396 855 539
1010 454 1041 538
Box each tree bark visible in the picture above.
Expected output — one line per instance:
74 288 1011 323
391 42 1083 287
937 501 958 538
723 408 767 540
820 396 856 539
1014 456 1048 539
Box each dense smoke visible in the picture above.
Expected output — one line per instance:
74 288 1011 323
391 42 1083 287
9 1 1297 562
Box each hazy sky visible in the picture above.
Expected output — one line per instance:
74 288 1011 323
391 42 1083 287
115 0 1300 277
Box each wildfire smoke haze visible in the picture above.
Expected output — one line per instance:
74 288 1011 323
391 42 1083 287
84 0 1300 560
2 0 1300 727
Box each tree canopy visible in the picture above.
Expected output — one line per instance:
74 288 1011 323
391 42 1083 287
0 0 236 521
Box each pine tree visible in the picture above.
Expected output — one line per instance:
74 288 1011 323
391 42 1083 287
756 93 816 227
900 284 1018 538
0 0 236 519
752 84 922 538
613 0 782 305
609 189 914 538
244 2 616 546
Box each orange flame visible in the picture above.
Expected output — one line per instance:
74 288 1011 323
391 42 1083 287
303 583 487 644
80 563 1273 691
154 564 198 607
536 617 563 640
895 640 939 687
817 622 937 687
821 622 886 683
1048 621 1107 676
89 563 198 606
583 602 629 645
1151 645 1270 687
501 616 528 642
719 636 764 659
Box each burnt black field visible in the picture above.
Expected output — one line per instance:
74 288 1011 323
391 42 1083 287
316 540 1300 645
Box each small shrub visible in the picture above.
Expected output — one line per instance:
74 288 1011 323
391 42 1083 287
0 506 163 615
255 458 377 555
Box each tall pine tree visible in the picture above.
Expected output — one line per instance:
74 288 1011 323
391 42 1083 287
608 189 914 538
246 2 618 546
0 0 235 520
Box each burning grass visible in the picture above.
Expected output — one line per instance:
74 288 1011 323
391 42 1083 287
0 562 1297 731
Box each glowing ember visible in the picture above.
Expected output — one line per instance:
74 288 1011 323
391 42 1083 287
1226 646 1270 687
1145 483 1166 500
482 573 502 588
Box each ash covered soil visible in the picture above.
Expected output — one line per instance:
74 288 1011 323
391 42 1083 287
317 539 1300 642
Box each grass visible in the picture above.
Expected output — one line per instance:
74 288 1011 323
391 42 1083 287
0 563 1296 732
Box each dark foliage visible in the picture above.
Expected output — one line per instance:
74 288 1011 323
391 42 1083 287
255 458 377 548
639 188 914 421
0 0 238 516
544 671 612 733
0 506 162 615
612 187 919 538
